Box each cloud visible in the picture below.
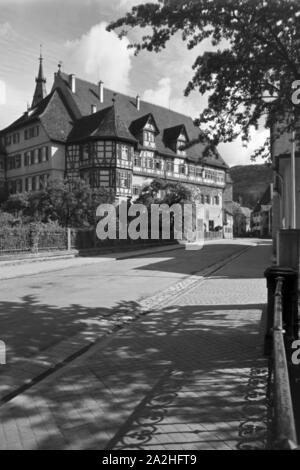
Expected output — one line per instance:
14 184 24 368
218 128 269 167
119 0 157 8
142 77 172 108
65 22 133 93
0 22 16 39
0 80 6 105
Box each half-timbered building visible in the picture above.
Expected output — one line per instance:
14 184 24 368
0 57 232 233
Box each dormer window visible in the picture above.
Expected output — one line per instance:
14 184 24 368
130 113 159 149
176 130 187 156
143 130 155 147
164 125 189 155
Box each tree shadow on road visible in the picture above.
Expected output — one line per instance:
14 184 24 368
0 296 269 450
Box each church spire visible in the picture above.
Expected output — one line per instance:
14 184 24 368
31 46 47 108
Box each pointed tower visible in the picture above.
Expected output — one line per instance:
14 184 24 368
31 47 47 108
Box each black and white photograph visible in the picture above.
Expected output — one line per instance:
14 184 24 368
0 0 299 454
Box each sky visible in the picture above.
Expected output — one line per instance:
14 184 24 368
0 0 268 167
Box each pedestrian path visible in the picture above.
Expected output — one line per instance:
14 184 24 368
0 243 271 450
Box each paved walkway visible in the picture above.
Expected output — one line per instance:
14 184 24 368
0 242 271 450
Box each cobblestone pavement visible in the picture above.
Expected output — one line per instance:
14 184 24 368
0 241 271 449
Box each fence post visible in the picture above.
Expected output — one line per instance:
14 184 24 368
67 228 71 251
29 223 39 254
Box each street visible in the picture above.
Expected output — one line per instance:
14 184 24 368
0 240 272 449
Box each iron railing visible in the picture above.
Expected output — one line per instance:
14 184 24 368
272 276 298 449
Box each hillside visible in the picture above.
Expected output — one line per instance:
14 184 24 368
229 164 273 209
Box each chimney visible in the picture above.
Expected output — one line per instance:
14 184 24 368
98 80 104 103
91 104 97 114
136 94 140 111
69 74 76 93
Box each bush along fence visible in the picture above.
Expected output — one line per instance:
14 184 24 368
0 224 223 256
0 225 177 256
0 223 68 255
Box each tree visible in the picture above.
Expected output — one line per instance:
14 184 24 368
2 179 115 227
136 178 192 206
2 192 30 218
108 0 300 159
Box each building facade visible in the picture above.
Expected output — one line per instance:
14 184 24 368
251 185 272 238
271 121 300 235
0 58 232 234
232 202 251 237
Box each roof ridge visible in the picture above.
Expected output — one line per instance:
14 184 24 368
59 71 199 123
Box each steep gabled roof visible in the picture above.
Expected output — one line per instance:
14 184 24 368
68 105 137 144
52 72 228 168
163 124 188 142
130 113 159 136
0 88 74 143
0 92 53 134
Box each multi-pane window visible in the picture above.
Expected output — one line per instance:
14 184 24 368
32 176 37 191
4 133 20 146
214 195 220 205
176 140 186 156
121 145 130 160
24 152 30 166
116 170 131 189
196 167 204 178
144 131 155 142
143 130 155 146
154 159 162 170
205 195 211 204
188 165 195 176
39 174 48 189
15 154 21 168
166 161 174 172
16 179 22 193
23 146 48 166
8 180 16 193
5 135 12 146
179 164 186 174
200 194 205 204
205 169 220 182
132 186 141 196
79 142 115 167
8 155 21 170
12 133 20 144
134 156 142 167
8 157 15 170
24 126 39 140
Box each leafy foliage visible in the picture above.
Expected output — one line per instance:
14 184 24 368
108 0 300 158
229 163 273 208
2 179 115 227
136 178 192 206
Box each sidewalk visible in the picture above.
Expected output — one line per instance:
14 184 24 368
0 244 182 281
0 243 271 450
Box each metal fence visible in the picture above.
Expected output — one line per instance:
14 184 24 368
0 226 69 255
0 226 31 253
271 276 298 449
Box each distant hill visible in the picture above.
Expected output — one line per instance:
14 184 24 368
229 164 273 209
